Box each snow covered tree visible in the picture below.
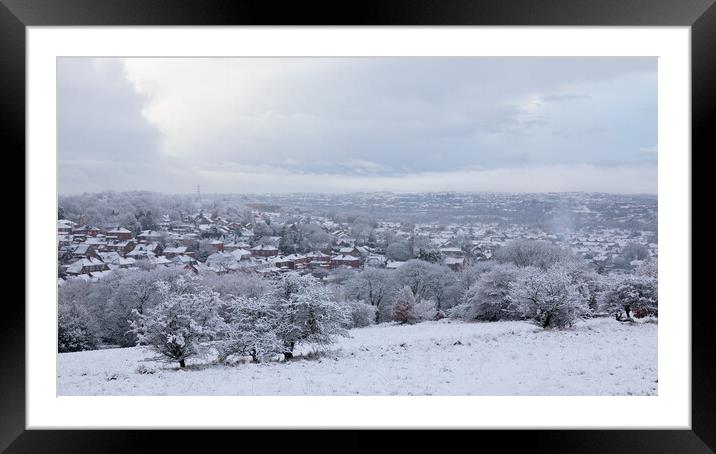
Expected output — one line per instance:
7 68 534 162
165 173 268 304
556 259 606 314
599 274 658 320
274 272 313 301
58 301 100 352
425 266 461 312
621 242 650 262
456 262 494 296
344 268 397 323
417 248 442 264
386 241 412 261
460 263 521 321
217 295 283 363
494 239 573 270
97 268 194 346
508 266 588 329
396 259 442 302
200 272 270 299
392 286 418 324
634 259 658 279
130 282 225 367
273 274 350 359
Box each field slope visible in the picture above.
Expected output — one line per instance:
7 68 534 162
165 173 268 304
58 318 657 396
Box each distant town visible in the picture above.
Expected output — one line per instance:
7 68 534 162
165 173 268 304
57 191 657 283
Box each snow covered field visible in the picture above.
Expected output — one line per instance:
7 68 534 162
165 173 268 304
58 318 657 396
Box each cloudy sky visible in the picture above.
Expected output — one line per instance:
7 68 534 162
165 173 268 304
58 57 657 195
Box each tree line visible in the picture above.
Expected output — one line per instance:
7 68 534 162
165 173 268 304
59 240 657 365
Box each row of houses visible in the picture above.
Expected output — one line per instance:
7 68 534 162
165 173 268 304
57 211 477 281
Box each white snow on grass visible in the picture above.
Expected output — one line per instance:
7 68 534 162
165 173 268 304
58 318 657 396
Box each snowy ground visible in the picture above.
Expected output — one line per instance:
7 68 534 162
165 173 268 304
58 318 657 396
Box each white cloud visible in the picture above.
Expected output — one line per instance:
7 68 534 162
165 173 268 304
59 57 658 194
193 164 657 195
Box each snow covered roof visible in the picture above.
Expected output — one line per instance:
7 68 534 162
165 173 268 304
230 249 251 258
147 255 173 266
66 257 106 274
332 254 359 261
89 270 114 280
98 251 121 263
73 244 92 254
173 255 193 264
138 230 163 239
58 219 76 228
306 251 330 258
127 249 155 258
108 227 132 234
386 261 406 269
206 251 230 260
251 245 278 251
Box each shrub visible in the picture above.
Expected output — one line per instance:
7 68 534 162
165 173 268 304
599 274 658 320
393 286 418 324
344 301 376 328
508 266 588 329
462 264 521 321
58 301 100 352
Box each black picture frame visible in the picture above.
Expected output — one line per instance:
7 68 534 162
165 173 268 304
5 0 711 452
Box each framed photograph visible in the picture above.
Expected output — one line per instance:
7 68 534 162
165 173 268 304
9 0 711 451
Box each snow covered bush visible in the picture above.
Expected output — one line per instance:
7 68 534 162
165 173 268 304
634 259 658 279
508 266 588 329
273 274 350 359
427 266 461 311
397 259 461 313
130 282 225 367
558 260 606 314
459 263 520 321
58 301 100 352
599 274 658 320
217 295 283 363
344 268 397 323
392 286 418 324
343 301 376 328
414 298 439 322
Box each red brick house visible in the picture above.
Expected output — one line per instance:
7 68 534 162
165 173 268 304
66 257 109 275
338 246 361 257
330 254 361 269
107 227 133 241
57 220 75 234
306 251 331 262
250 245 279 257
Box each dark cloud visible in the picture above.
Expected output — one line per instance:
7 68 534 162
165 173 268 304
58 58 165 193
